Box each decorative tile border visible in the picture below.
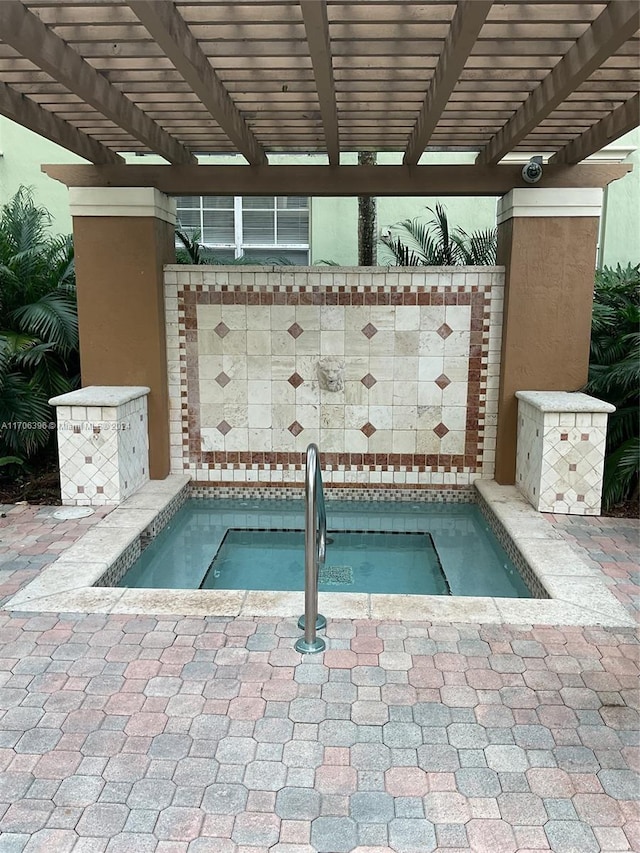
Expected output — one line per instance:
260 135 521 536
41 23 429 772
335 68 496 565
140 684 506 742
165 266 504 488
190 483 474 503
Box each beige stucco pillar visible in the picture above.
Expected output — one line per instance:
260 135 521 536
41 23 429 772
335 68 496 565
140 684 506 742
494 188 603 484
69 187 176 479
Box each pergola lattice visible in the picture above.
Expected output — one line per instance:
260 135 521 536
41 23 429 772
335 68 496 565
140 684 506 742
0 0 638 170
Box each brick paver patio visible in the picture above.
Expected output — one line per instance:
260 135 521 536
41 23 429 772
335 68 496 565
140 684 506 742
0 502 638 852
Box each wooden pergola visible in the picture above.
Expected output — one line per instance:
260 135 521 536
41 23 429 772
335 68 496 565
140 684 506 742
0 0 637 174
0 1 638 484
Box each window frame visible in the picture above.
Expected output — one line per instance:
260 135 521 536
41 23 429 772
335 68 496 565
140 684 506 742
175 195 310 263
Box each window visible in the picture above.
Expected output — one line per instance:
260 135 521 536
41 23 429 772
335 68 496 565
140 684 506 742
175 195 310 263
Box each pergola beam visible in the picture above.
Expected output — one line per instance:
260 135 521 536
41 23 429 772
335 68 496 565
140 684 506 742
0 82 123 165
478 1 640 164
404 1 492 166
550 94 640 164
0 1 195 165
42 163 630 196
300 0 340 165
127 1 267 166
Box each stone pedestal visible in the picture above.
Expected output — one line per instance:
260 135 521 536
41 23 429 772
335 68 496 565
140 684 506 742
50 386 150 506
515 391 614 515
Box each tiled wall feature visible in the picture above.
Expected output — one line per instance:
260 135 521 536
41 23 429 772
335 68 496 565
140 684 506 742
50 386 150 506
515 391 615 515
166 266 504 489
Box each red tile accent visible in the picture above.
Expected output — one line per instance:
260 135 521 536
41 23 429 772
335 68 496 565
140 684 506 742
435 374 451 390
287 322 303 339
436 322 453 339
96 486 104 494
361 373 377 389
288 421 304 437
77 486 84 493
361 422 376 438
569 463 577 472
581 433 590 441
361 322 378 339
556 493 565 501
433 422 449 438
577 494 585 502
288 372 304 389
560 433 569 441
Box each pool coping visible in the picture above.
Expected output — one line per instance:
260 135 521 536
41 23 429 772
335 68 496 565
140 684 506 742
3 476 634 628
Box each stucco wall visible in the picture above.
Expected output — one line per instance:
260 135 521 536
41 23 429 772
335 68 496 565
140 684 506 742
165 266 504 491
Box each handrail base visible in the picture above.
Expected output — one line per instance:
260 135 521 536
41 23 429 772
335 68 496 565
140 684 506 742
297 613 327 632
295 636 326 655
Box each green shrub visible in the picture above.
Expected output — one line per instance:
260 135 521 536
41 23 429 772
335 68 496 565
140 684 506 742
0 188 78 464
586 263 639 509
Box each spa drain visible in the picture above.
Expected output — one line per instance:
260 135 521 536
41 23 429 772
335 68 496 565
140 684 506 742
319 564 353 585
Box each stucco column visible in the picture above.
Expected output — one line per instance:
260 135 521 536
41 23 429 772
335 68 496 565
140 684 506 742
494 187 603 484
69 187 176 479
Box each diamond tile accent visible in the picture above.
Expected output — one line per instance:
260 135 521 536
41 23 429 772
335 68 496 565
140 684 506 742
361 323 378 339
361 422 376 438
288 372 304 389
435 374 451 390
288 421 304 437
433 422 449 439
214 321 230 338
436 322 453 339
215 372 231 388
361 373 377 389
288 322 303 339
216 420 232 436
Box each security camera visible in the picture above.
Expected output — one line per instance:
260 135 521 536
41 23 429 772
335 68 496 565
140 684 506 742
522 156 543 184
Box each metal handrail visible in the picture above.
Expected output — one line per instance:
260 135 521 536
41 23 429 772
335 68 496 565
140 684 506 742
295 443 327 654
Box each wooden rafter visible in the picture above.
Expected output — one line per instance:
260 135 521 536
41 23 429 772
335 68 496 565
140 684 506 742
404 1 492 166
0 82 123 164
0 1 195 164
550 94 640 164
127 1 267 166
300 0 340 165
478 1 640 164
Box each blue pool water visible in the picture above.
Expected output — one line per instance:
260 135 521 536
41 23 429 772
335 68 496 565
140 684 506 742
119 499 531 598
200 530 450 595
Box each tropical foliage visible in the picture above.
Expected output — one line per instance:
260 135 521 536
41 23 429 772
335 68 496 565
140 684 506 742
585 263 639 509
0 188 78 464
380 203 497 266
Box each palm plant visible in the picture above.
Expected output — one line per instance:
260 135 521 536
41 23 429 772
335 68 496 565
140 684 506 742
0 188 78 462
380 203 497 266
585 263 639 509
